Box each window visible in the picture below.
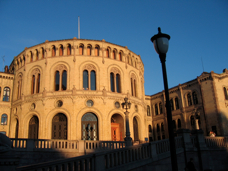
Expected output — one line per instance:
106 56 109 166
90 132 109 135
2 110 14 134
187 93 192 106
79 44 84 55
110 68 121 93
157 124 160 132
192 92 198 104
95 46 99 56
178 119 181 128
30 51 33 62
119 52 122 61
3 87 10 101
52 46 56 57
130 74 137 97
147 105 150 116
159 102 163 114
54 65 67 91
41 48 44 59
113 50 116 59
155 104 158 115
170 99 174 111
0 87 1 98
224 87 228 100
83 68 96 90
110 73 114 92
31 69 41 94
87 45 92 56
106 48 110 58
148 125 152 132
35 49 39 60
1 114 7 125
175 97 179 110
67 44 71 55
59 45 63 56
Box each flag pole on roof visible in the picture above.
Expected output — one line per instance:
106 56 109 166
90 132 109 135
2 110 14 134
78 16 80 39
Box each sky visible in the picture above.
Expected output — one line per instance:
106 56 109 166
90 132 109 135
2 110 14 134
0 0 228 95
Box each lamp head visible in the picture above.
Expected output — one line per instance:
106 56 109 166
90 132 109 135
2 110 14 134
151 27 170 55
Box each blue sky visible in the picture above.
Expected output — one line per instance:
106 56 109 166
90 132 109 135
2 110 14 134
0 0 228 95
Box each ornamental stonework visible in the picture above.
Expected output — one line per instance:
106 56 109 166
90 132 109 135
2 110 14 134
83 64 96 71
110 67 120 74
55 64 67 71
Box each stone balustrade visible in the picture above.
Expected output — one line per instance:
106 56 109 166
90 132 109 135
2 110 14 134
205 136 228 148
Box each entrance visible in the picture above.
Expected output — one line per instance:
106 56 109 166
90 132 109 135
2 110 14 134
111 123 121 141
28 116 39 139
52 113 67 139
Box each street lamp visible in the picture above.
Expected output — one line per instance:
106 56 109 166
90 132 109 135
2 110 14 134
121 97 132 146
151 27 178 171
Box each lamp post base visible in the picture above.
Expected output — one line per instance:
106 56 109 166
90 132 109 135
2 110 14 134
124 136 132 147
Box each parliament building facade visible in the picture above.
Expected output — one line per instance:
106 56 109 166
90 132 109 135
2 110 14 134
0 38 228 142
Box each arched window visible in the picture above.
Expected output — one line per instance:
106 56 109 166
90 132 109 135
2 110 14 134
83 70 89 90
67 44 71 55
224 87 228 100
87 45 92 56
187 93 192 106
41 48 44 59
82 113 98 140
159 102 163 114
106 49 110 58
110 73 114 92
3 87 10 101
36 74 40 93
147 105 150 116
31 75 35 94
155 104 158 115
1 114 7 125
35 49 39 60
55 71 60 91
17 76 22 99
170 99 174 111
130 74 137 97
190 115 195 126
52 113 67 139
79 44 84 55
192 92 198 105
119 52 122 61
157 124 160 132
59 45 63 56
28 116 39 139
62 70 67 90
172 120 176 131
113 50 116 59
30 51 33 62
148 125 152 132
15 119 19 138
133 117 139 141
178 119 181 128
31 69 41 94
90 70 96 90
116 74 121 93
52 46 56 57
161 122 164 131
95 46 99 56
54 65 67 91
175 97 179 110
0 87 1 98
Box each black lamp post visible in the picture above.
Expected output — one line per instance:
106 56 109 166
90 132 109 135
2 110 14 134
121 97 132 146
151 27 178 171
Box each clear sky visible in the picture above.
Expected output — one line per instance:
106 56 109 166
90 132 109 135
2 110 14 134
0 0 228 95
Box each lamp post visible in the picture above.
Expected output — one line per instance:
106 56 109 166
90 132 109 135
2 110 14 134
151 27 178 171
121 97 132 147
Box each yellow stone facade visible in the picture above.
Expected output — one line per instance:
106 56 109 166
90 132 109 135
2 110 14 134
0 38 150 142
0 38 227 142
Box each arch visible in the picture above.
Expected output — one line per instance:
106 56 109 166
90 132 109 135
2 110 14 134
119 51 123 61
81 113 98 140
148 125 152 132
133 116 139 141
62 70 67 90
41 47 45 59
87 45 92 56
52 45 56 57
192 91 198 105
187 93 192 106
130 73 138 97
111 114 124 141
170 99 174 111
17 75 22 99
110 72 114 92
59 44 63 56
53 64 68 91
82 64 97 90
90 70 96 90
1 114 7 125
147 105 150 116
113 49 117 59
35 49 39 60
30 51 33 62
95 45 100 56
67 44 71 55
175 97 179 110
155 104 158 115
79 44 84 55
28 115 39 139
31 68 41 94
106 47 110 58
55 71 60 91
52 113 67 139
83 70 89 90
159 102 163 114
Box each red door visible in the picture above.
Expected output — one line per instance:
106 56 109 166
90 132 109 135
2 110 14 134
111 123 120 141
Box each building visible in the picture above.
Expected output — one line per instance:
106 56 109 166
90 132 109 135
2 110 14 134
145 69 228 141
0 38 227 142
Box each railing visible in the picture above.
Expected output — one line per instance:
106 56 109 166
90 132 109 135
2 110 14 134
205 136 228 148
11 138 27 149
16 137 183 171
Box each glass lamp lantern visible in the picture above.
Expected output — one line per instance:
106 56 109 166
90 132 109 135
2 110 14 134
151 27 170 55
